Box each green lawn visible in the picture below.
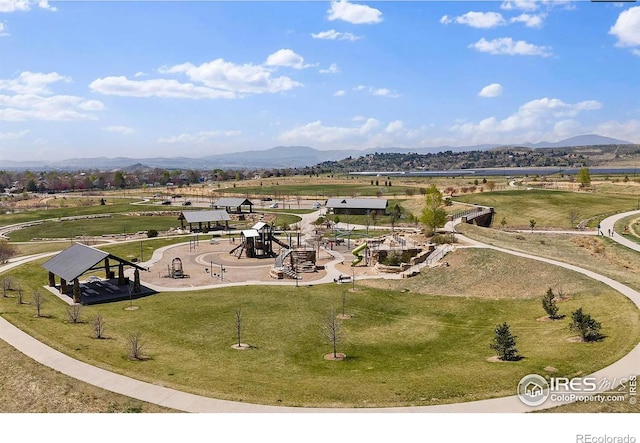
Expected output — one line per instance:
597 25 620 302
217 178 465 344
1 249 637 408
7 215 182 241
455 190 639 229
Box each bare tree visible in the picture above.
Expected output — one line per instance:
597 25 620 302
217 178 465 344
0 239 17 264
127 332 145 360
32 289 46 317
15 284 24 304
568 208 581 229
2 277 11 297
66 304 82 324
92 314 106 339
235 308 242 347
322 309 343 359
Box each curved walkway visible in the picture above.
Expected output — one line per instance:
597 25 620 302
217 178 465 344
1 213 640 412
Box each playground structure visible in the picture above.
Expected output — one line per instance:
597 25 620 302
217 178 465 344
230 222 289 259
271 248 317 279
348 233 435 273
164 257 190 279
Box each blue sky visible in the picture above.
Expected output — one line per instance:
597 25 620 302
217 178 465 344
0 0 639 162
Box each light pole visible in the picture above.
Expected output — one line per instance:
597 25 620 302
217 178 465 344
140 240 143 262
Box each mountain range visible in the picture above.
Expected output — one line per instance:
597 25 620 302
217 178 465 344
0 134 633 171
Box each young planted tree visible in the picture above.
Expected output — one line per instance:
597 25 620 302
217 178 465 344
92 314 106 339
490 322 519 361
322 309 343 360
568 208 581 229
66 304 82 324
420 184 447 236
127 332 145 360
542 288 560 319
529 219 537 232
500 217 507 229
570 307 602 342
32 289 46 317
235 308 242 347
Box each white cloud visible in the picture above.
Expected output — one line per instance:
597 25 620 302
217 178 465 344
311 29 361 41
470 37 553 57
0 0 55 12
158 57 303 94
440 11 506 29
372 88 399 98
278 117 432 149
334 89 346 97
264 49 314 69
0 71 103 121
500 1 539 11
510 13 546 28
352 85 399 97
157 130 241 144
0 22 7 36
104 126 134 135
609 6 640 47
327 0 383 25
90 76 237 99
0 71 70 95
633 49 640 57
478 83 503 98
134 71 147 78
0 129 29 139
320 63 340 74
594 119 640 143
450 97 602 137
385 120 404 133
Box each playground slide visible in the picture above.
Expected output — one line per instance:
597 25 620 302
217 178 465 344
351 243 367 267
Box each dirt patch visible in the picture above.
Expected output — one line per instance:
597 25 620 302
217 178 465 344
486 355 522 362
566 335 585 343
231 343 252 350
544 366 558 372
324 352 346 361
336 313 352 320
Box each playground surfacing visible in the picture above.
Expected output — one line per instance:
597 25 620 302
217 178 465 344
134 237 371 289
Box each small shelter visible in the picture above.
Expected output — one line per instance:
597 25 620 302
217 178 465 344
179 209 230 231
42 243 147 304
325 198 388 216
211 197 254 213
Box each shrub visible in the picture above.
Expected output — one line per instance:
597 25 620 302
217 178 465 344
147 229 158 238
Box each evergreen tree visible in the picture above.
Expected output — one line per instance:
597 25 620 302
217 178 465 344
542 288 560 319
490 322 519 361
570 307 602 342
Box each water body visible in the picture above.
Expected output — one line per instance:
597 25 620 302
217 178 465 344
349 167 640 177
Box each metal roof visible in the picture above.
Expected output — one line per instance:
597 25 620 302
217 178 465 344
325 198 388 210
212 197 253 207
42 243 109 282
252 221 267 231
182 210 230 223
242 229 259 238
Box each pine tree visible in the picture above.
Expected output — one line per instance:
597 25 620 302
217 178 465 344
542 288 560 319
490 322 519 361
570 308 602 342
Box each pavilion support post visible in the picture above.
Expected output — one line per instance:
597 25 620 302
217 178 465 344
48 271 56 287
60 279 67 294
118 262 125 285
105 257 110 279
72 279 81 304
134 269 141 293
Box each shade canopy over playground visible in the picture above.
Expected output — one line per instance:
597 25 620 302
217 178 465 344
211 197 254 213
325 198 388 215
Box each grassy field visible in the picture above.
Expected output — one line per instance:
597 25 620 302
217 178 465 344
456 224 640 293
0 340 173 413
7 215 182 241
455 190 639 229
614 214 640 246
1 248 637 409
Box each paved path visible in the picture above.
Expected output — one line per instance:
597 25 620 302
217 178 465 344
1 211 640 412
